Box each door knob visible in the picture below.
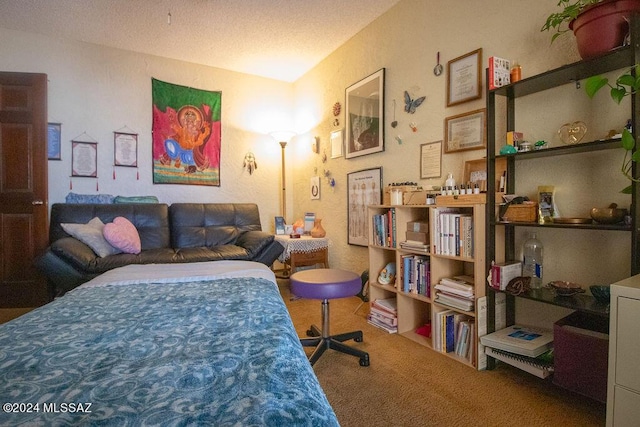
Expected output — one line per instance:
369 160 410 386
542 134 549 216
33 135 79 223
32 200 44 205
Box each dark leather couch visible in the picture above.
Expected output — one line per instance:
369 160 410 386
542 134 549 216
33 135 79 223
36 203 283 296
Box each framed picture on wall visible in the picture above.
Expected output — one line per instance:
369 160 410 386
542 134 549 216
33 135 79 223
48 123 62 160
446 48 482 107
113 132 138 167
444 109 486 153
345 68 385 159
347 167 382 246
71 141 98 177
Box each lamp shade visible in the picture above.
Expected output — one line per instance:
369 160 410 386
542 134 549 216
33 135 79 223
269 131 296 144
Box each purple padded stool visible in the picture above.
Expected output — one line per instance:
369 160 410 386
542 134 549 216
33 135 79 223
290 269 370 367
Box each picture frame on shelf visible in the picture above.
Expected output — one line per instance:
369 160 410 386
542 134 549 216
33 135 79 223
444 108 486 153
345 68 385 159
47 123 62 160
447 48 482 107
347 167 382 246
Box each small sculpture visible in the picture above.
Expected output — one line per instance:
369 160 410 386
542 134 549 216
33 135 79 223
378 262 396 285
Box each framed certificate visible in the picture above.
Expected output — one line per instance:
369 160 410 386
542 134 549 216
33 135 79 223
447 48 482 107
444 109 486 153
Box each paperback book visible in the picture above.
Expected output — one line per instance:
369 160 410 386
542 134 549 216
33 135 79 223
479 324 553 357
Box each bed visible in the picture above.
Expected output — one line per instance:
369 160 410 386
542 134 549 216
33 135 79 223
0 261 339 426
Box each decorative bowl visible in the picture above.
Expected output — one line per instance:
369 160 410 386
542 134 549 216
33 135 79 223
590 204 627 224
548 280 585 296
590 285 611 304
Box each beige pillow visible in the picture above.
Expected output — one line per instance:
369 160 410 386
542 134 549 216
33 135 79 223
61 217 121 257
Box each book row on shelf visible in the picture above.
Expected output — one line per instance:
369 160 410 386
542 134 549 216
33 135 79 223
431 208 473 257
400 254 430 296
367 298 398 334
371 209 396 248
434 310 474 362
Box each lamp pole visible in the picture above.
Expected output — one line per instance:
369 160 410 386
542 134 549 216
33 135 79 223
280 141 287 220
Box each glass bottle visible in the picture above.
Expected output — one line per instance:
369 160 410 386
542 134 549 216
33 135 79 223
522 232 543 289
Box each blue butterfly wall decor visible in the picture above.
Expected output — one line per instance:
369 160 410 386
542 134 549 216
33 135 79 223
404 91 426 114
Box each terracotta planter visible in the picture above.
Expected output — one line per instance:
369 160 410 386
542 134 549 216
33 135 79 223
569 0 640 59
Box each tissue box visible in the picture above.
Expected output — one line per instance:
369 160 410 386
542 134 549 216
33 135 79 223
490 261 522 290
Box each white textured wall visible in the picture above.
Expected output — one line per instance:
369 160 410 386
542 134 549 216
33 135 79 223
0 27 293 230
293 0 631 325
1 0 631 326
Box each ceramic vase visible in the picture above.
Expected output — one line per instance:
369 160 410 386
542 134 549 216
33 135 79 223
310 219 326 238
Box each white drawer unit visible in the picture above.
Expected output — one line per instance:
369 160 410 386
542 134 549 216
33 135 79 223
607 276 640 426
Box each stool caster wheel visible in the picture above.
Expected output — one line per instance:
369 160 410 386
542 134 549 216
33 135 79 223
354 336 363 343
359 355 370 367
306 329 314 337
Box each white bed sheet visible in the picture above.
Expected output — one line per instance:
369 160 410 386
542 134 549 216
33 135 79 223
79 260 277 289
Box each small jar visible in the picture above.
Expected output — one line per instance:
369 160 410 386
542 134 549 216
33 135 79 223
519 141 532 152
511 62 521 83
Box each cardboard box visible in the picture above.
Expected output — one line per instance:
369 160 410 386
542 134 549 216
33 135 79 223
490 261 522 290
407 221 429 233
406 231 428 243
553 312 609 403
403 190 428 205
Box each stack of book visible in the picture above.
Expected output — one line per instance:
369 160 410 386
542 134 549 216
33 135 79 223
399 240 429 252
434 276 475 312
367 298 397 333
480 325 554 378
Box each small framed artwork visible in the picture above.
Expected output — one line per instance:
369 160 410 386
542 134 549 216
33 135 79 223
444 108 486 153
114 132 138 167
347 167 382 246
71 141 98 177
345 68 385 159
310 176 320 200
330 129 343 158
420 141 442 179
447 48 482 107
274 216 285 235
47 123 62 160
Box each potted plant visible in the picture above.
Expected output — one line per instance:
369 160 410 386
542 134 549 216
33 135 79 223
542 0 640 59
584 66 640 193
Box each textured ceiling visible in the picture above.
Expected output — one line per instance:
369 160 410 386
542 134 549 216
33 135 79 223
0 0 401 82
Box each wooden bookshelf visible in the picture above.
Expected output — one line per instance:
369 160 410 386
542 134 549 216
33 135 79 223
367 198 486 369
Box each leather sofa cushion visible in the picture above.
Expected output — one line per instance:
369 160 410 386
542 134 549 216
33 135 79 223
170 203 262 248
50 203 170 250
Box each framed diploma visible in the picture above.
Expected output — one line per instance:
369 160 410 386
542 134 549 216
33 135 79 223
446 48 482 107
444 109 486 153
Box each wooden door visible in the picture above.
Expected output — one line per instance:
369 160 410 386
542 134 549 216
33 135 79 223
0 72 49 308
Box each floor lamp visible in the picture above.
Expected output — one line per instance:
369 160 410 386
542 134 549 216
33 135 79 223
270 131 295 221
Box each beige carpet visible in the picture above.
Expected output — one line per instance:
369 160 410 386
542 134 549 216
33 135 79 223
279 279 606 427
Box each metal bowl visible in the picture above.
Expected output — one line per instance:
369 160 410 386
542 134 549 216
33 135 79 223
590 204 627 224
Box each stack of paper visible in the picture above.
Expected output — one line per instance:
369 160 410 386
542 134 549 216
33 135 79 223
434 277 474 312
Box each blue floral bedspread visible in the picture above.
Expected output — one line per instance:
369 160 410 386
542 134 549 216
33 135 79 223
0 278 339 426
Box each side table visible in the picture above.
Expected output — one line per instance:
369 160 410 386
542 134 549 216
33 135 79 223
274 235 329 277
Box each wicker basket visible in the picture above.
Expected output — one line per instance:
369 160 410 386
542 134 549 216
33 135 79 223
502 203 537 222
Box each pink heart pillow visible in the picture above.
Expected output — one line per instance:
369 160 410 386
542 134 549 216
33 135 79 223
103 217 141 254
